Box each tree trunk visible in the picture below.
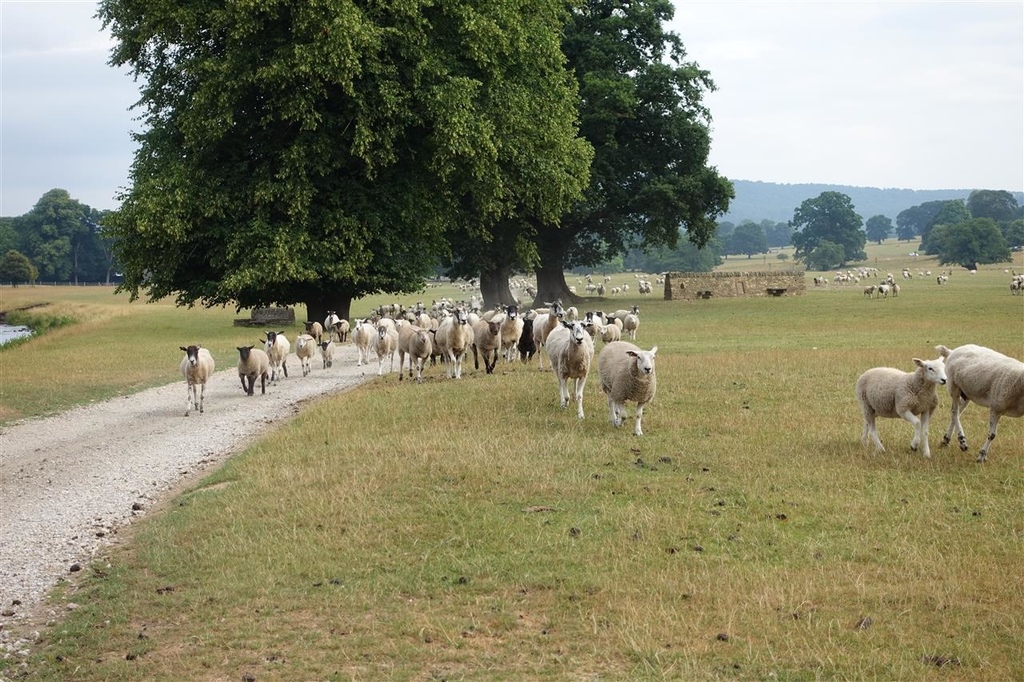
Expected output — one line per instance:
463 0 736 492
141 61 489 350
303 294 353 327
533 253 584 307
479 262 515 309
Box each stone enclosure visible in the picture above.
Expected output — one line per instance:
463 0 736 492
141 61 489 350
663 271 806 300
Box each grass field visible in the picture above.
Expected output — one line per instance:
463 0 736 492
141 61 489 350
1 242 1022 680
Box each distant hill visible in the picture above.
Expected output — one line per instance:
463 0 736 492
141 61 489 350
721 180 1024 224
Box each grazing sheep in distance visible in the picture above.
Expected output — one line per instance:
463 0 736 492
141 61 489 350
863 285 876 298
598 342 658 436
319 340 335 368
544 320 595 419
179 345 215 416
237 345 271 396
936 344 1024 462
263 331 290 383
854 355 947 458
295 333 317 377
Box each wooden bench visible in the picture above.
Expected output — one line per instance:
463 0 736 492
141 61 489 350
766 287 787 297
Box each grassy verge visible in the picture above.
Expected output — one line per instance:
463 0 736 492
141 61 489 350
5 251 1022 680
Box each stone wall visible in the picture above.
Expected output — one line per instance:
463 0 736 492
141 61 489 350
663 270 806 300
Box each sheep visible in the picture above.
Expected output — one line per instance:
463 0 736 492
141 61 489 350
544 320 595 419
351 319 375 366
179 344 215 416
471 317 502 374
876 283 891 298
518 317 537 363
599 322 622 344
854 355 947 458
434 307 474 379
303 320 324 345
891 282 900 298
936 344 1024 462
263 331 290 383
295 333 317 377
499 305 524 362
324 311 341 341
336 318 351 343
597 341 658 436
531 300 565 370
863 285 876 298
373 321 400 375
622 306 640 340
319 340 335 368
397 323 433 383
237 345 271 396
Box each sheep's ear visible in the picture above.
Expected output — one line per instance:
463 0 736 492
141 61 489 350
180 346 188 352
626 350 639 359
913 358 924 368
649 346 658 356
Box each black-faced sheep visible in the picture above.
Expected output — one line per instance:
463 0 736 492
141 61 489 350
854 355 947 458
936 344 1024 462
303 320 324 345
263 331 290 383
179 345 215 416
545 320 595 419
518 317 537 363
597 342 658 436
319 340 335 369
237 345 271 396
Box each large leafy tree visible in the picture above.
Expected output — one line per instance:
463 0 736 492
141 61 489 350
967 190 1022 223
0 250 38 286
930 218 1011 270
14 189 106 282
99 0 590 321
527 0 733 304
864 214 892 244
790 191 865 265
727 221 767 258
896 200 946 239
921 200 971 254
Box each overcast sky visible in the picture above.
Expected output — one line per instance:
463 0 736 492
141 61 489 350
1 1 1022 217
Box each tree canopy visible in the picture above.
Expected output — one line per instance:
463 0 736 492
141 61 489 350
864 214 892 244
967 190 1022 223
930 218 1011 270
790 191 865 266
528 0 733 304
920 200 971 254
99 0 591 320
0 250 38 285
727 221 768 258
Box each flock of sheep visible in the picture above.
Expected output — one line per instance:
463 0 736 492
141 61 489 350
855 343 1024 462
178 301 659 436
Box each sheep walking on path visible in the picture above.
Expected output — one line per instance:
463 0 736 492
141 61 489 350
237 345 271 396
936 344 1024 462
319 340 335 369
263 331 290 383
598 342 658 436
435 308 474 379
373 322 400 376
295 334 317 377
545 320 595 419
351 319 375 366
179 345 215 416
397 324 433 383
855 355 947 458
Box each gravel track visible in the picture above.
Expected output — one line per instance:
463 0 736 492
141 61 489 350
0 342 375 660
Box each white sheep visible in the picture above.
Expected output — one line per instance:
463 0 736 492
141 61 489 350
854 355 947 458
435 307 474 379
295 333 317 377
622 306 640 340
319 340 335 369
544 320 595 419
936 344 1024 462
499 305 524 363
597 342 658 436
599 322 621 344
237 345 271 396
531 300 565 371
179 345 215 416
351 319 375 366
263 331 290 383
397 323 433 383
373 321 400 375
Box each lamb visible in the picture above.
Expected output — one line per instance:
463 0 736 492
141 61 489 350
324 311 346 342
263 331 290 383
179 344 215 416
335 318 351 343
319 340 335 369
599 322 622 344
434 307 474 379
471 317 502 374
622 306 640 340
936 344 1024 462
544 320 595 419
303 320 324 344
518 317 537 363
295 333 317 377
237 345 271 396
854 355 947 458
373 321 400 375
531 300 565 370
351 319 375 366
597 341 658 436
397 323 433 383
499 305 524 362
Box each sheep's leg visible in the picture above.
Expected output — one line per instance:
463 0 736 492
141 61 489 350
574 377 586 420
941 388 969 450
862 413 884 451
634 403 645 436
185 383 194 416
198 382 205 414
977 410 1003 463
899 410 925 455
558 376 570 409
